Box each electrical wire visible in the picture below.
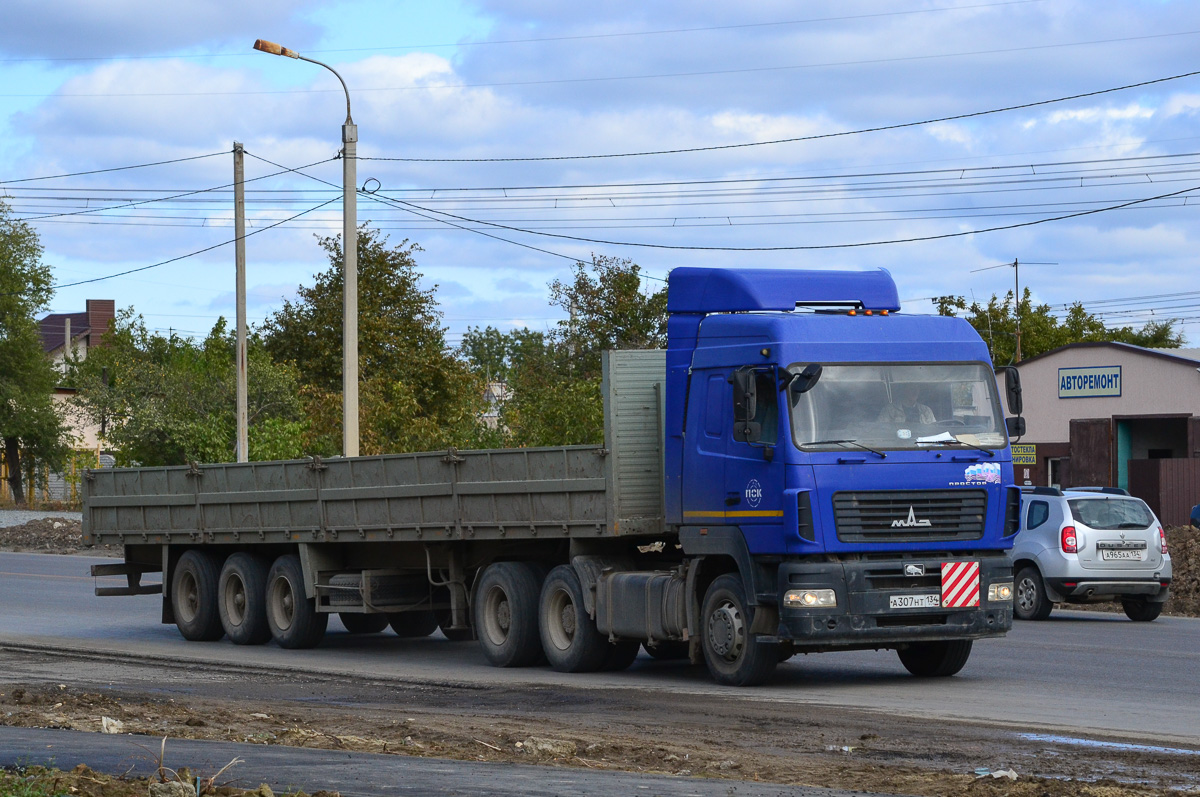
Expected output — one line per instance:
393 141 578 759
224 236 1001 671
33 196 339 293
358 67 1200 162
0 150 228 185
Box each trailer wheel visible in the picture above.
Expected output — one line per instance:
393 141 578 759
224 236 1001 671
700 574 777 686
171 550 225 642
897 640 973 677
218 553 271 645
474 562 544 667
540 564 608 673
265 554 328 649
388 610 439 638
339 613 390 634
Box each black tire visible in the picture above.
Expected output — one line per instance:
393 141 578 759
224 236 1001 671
540 565 608 673
218 552 271 645
601 640 642 671
1121 598 1163 622
700 574 777 686
388 610 439 638
897 640 973 677
643 641 690 661
171 550 225 642
266 554 328 649
474 562 545 667
1014 565 1053 621
339 613 390 634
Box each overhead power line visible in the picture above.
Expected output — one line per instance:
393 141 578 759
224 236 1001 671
0 150 228 185
40 196 338 292
357 67 1200 163
0 1 1046 63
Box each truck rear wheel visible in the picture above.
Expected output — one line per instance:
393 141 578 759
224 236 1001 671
643 641 689 661
601 640 641 671
897 640 973 677
388 610 439 637
266 554 328 649
540 565 608 673
171 550 225 642
700 574 777 686
475 562 544 667
339 613 389 634
218 553 271 645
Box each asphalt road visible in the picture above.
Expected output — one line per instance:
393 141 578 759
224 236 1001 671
3 551 1198 744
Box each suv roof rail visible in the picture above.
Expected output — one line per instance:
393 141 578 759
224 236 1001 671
1020 486 1063 496
1065 486 1130 496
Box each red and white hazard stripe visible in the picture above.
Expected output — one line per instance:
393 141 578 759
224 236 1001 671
941 561 980 608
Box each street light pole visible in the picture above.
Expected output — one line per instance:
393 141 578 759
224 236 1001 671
253 39 359 458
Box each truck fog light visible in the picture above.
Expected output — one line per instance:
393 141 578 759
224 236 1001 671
988 582 1013 602
784 588 837 608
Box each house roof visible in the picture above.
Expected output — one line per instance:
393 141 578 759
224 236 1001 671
1015 341 1200 368
39 311 90 353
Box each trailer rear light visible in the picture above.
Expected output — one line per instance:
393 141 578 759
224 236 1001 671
1061 525 1078 554
1159 527 1167 554
784 589 837 608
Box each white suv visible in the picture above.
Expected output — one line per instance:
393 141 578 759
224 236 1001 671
1012 487 1172 622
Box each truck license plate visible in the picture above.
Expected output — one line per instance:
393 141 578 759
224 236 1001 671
1101 549 1145 561
889 593 941 609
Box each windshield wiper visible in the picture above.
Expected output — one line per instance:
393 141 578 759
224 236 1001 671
919 437 995 457
800 439 887 459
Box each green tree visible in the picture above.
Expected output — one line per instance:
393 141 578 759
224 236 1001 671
936 288 1183 365
0 200 68 505
500 255 667 447
70 313 305 466
261 226 489 455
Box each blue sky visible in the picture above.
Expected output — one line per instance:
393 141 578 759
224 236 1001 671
3 0 1200 345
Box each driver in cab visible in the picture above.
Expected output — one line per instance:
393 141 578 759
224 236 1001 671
878 383 935 425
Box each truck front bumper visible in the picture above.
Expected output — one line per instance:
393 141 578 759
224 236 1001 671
773 554 1013 651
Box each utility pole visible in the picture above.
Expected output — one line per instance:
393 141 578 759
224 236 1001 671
971 258 1055 364
234 142 248 463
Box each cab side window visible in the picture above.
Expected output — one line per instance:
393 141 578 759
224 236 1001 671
1027 500 1049 530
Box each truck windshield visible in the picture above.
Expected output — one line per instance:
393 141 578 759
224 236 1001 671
788 362 1006 451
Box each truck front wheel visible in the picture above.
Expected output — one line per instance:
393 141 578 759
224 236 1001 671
218 552 271 645
540 565 609 673
265 554 328 649
172 550 225 642
700 574 777 686
475 562 544 667
897 640 973 677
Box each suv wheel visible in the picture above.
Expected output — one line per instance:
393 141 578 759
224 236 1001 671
1121 597 1163 622
1014 566 1053 621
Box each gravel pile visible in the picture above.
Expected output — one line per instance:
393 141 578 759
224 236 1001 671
0 508 82 528
0 516 118 557
1165 524 1200 615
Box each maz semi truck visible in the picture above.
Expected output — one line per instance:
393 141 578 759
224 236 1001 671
84 267 1023 686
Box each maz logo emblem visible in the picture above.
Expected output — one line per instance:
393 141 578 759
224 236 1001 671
904 563 926 577
891 506 933 528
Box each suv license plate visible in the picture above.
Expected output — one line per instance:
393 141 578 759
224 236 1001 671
889 593 941 609
1101 549 1145 561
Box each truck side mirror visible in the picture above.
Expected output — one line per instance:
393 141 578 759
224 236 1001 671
1005 416 1026 438
790 363 823 395
998 366 1023 416
730 367 761 442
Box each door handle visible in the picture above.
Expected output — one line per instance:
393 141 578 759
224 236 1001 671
725 491 742 506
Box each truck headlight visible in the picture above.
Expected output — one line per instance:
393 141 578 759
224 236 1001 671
784 588 837 608
988 582 1013 602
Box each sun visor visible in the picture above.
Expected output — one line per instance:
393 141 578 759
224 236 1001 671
666 267 900 313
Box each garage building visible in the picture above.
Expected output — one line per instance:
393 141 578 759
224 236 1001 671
1012 342 1200 526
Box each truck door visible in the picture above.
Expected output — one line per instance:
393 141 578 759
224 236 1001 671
724 368 785 552
680 371 729 523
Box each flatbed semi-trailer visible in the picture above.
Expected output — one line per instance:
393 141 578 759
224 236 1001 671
85 267 1023 685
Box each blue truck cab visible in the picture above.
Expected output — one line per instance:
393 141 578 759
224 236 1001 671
665 267 1020 683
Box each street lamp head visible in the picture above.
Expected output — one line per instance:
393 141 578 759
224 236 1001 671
253 39 299 58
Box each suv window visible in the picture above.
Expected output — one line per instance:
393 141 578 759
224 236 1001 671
1066 498 1154 530
1027 500 1050 530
